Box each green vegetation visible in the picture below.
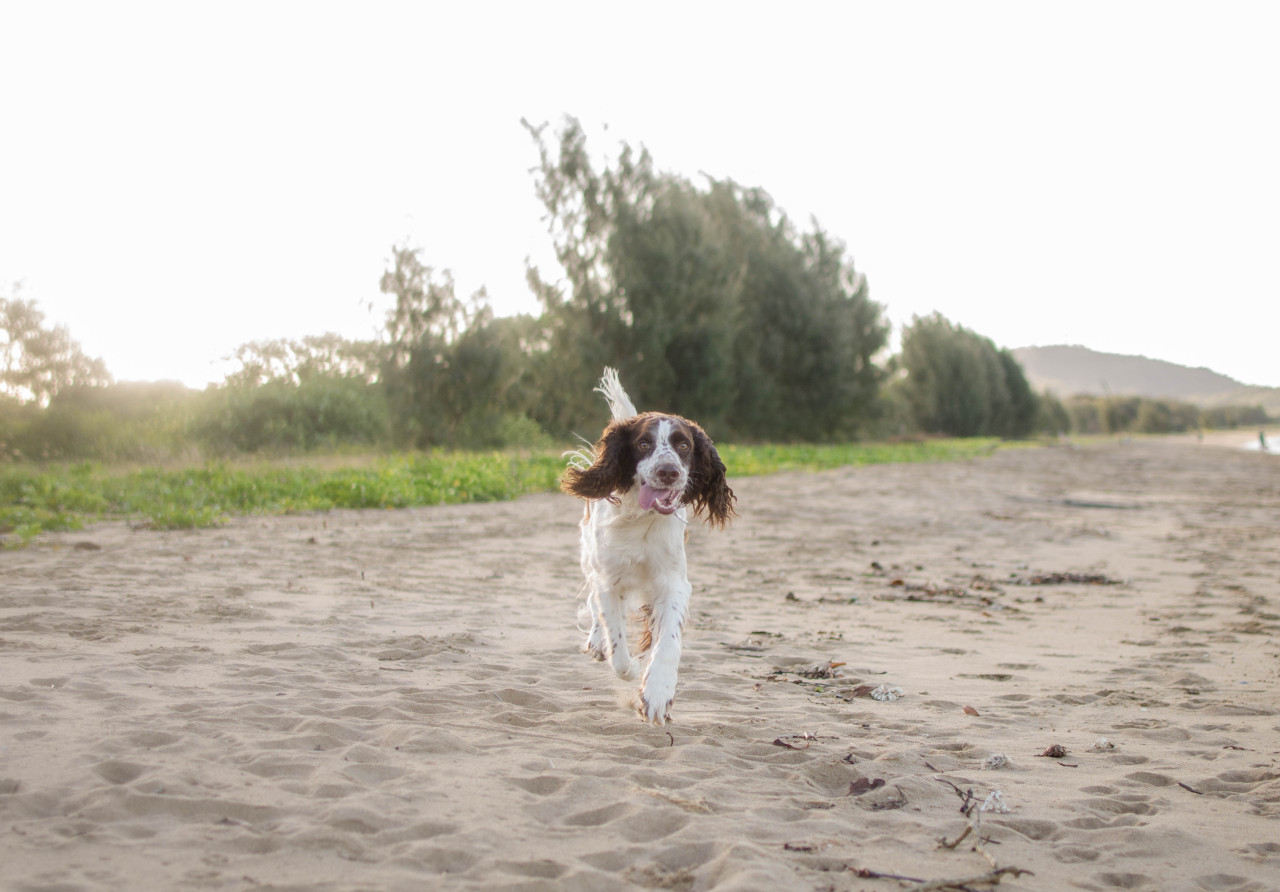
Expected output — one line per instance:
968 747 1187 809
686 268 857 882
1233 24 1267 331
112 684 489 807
890 313 1039 439
0 452 565 547
2 114 1271 511
1034 393 1269 436
1 439 1005 548
1 289 111 406
719 438 1004 476
523 118 887 442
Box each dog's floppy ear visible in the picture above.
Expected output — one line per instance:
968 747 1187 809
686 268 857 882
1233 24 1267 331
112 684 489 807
561 417 639 502
686 424 737 528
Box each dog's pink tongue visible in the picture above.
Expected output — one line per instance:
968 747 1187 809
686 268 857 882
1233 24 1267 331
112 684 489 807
638 483 661 511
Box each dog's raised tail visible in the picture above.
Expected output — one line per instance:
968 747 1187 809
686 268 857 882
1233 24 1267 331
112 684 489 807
595 367 637 422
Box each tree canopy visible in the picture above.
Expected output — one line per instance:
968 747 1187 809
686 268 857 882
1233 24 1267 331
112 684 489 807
1 286 111 406
523 117 888 441
897 313 1039 438
378 245 539 448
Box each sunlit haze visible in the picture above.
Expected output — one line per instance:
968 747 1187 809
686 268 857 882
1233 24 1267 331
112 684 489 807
2 1 1277 389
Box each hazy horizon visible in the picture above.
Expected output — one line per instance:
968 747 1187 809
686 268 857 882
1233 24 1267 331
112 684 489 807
3 2 1278 390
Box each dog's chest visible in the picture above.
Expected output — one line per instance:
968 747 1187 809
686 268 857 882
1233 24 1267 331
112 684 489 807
587 512 686 580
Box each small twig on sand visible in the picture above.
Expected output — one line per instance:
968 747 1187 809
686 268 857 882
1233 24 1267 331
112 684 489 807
629 784 713 814
939 823 973 851
771 731 837 749
916 866 1033 890
935 777 980 814
851 867 925 882
926 778 1033 886
772 737 811 750
852 864 1031 891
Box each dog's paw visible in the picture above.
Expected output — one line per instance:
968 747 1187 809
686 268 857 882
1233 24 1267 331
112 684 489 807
582 617 607 660
638 665 677 725
613 656 641 681
638 690 673 726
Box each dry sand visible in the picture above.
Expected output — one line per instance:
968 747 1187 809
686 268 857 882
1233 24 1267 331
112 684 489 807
2 438 1278 891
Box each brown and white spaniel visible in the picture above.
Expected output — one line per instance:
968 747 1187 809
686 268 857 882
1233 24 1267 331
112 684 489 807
561 368 736 724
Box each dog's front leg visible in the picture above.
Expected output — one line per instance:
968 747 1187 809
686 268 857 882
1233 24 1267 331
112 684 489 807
639 575 691 725
594 583 639 681
580 586 607 661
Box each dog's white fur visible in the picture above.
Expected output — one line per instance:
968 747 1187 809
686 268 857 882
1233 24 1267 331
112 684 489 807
570 370 712 725
579 427 693 723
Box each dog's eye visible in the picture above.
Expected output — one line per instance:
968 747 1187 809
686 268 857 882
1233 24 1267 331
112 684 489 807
676 441 690 452
637 440 651 451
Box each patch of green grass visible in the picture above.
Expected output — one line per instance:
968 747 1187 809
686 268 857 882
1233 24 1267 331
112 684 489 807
722 438 1004 477
0 438 1014 547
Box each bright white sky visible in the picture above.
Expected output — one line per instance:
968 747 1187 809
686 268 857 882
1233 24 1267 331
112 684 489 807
2 1 1277 390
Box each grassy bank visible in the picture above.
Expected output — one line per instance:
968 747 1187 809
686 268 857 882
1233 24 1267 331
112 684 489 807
0 438 1007 547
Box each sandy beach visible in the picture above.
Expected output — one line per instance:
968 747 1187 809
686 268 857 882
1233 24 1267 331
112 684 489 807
2 438 1278 891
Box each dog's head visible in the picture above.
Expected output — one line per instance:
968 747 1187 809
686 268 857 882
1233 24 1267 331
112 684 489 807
562 412 736 527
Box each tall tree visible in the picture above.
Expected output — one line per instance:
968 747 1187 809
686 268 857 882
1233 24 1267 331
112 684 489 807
996 347 1039 438
222 333 382 388
379 244 535 448
523 117 887 440
1 287 111 406
898 313 1039 437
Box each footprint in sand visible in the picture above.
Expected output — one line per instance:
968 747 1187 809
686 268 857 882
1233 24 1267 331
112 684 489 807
560 801 635 827
505 775 569 796
91 760 149 785
493 859 570 880
1191 768 1280 815
1078 792 1160 817
1093 871 1153 889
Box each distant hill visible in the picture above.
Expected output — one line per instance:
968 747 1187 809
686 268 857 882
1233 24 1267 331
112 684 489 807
1011 345 1280 414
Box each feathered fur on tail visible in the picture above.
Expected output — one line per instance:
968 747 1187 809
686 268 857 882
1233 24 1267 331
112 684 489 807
565 367 638 472
595 367 637 422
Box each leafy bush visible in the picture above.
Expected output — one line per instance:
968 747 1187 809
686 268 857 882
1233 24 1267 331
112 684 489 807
1057 394 1248 435
898 314 1040 438
3 383 197 462
193 377 390 455
1200 404 1269 428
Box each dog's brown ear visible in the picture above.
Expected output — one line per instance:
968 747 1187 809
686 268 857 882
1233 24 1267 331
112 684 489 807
686 424 737 528
561 418 639 502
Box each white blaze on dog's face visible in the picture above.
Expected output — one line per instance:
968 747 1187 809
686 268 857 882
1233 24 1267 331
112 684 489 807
632 415 695 515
